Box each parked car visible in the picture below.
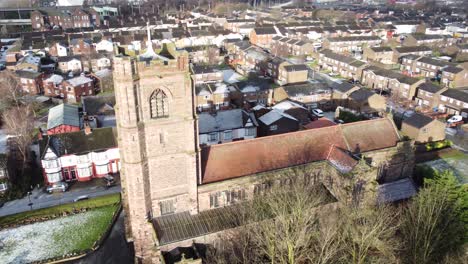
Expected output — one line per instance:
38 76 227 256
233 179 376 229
312 108 324 117
328 72 339 77
46 182 68 193
103 175 116 188
73 195 89 202
447 115 463 124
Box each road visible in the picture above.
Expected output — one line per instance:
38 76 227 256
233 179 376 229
0 184 121 217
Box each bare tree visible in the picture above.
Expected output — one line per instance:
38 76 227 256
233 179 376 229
2 105 35 176
0 71 22 110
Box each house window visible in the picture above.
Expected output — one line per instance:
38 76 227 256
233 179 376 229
208 133 218 142
160 199 175 215
150 89 169 119
0 182 7 191
224 130 232 140
422 128 428 133
47 172 62 183
0 169 5 178
245 127 256 136
78 167 92 177
270 125 278 131
96 164 109 175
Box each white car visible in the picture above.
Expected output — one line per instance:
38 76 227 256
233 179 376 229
447 115 463 124
312 109 324 117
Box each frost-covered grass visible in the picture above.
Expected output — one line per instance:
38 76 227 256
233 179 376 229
0 193 120 228
0 205 118 264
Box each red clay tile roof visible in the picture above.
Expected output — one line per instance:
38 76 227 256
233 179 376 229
304 118 337 130
201 118 399 184
327 146 359 173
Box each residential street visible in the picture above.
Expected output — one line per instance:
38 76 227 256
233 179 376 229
0 184 121 217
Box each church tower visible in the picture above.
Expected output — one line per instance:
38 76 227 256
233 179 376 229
113 33 198 262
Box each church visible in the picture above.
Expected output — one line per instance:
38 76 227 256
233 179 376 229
113 29 415 263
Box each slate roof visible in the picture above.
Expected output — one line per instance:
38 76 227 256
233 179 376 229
282 82 330 97
82 95 116 116
254 27 277 35
349 89 376 103
370 46 393 52
377 178 417 203
191 65 220 75
364 66 420 85
442 66 463 74
198 109 256 134
40 127 117 158
283 64 308 72
441 89 468 103
403 113 434 129
201 118 399 184
332 82 357 93
417 82 443 94
395 45 432 53
47 104 80 130
258 109 297 125
327 36 381 42
417 57 451 67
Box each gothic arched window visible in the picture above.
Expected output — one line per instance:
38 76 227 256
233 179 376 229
150 89 169 119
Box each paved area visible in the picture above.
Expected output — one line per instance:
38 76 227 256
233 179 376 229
0 182 121 217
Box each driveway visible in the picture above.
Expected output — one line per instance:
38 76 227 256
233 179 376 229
0 183 121 217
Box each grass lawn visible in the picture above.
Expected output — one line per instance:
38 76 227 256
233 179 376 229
0 204 119 263
0 193 120 228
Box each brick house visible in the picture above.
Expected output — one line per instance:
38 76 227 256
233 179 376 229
249 27 278 49
271 37 315 57
414 82 447 110
440 66 468 88
195 83 232 112
62 75 95 103
401 113 446 143
224 19 256 33
438 89 468 115
322 36 382 53
400 56 453 78
47 104 81 135
274 82 333 110
363 46 393 64
318 49 367 81
31 8 100 31
198 109 258 146
278 64 309 85
403 34 455 48
185 45 221 64
257 108 300 136
263 57 290 80
58 56 83 73
393 46 432 63
43 74 64 97
70 38 94 55
347 88 387 114
361 66 425 101
15 70 43 95
48 41 69 57
191 65 223 85
39 127 119 185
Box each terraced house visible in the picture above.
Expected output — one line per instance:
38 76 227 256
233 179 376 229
318 49 367 80
400 56 453 78
393 46 432 63
322 36 382 53
441 65 468 88
363 46 394 64
361 66 425 100
270 36 315 57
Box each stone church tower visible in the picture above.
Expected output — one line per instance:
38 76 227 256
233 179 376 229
113 42 198 262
